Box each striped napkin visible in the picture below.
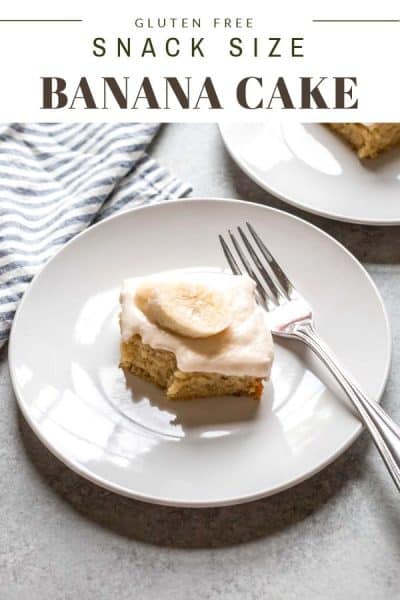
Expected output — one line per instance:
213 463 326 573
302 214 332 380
0 123 191 349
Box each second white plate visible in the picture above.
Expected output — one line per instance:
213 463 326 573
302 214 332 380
9 199 391 506
220 122 400 225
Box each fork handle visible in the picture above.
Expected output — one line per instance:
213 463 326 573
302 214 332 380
295 323 400 492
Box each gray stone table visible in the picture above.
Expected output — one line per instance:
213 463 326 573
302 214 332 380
2 124 400 600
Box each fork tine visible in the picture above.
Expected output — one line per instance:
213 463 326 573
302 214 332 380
227 230 270 306
237 226 281 302
246 222 293 297
218 235 242 275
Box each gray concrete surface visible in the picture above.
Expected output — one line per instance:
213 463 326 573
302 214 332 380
2 123 400 599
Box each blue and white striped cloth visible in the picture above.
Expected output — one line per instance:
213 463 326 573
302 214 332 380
0 123 191 348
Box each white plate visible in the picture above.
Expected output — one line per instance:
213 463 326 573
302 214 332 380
220 122 400 225
9 199 391 507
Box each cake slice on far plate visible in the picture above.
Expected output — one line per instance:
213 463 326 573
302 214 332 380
328 123 400 158
119 270 274 400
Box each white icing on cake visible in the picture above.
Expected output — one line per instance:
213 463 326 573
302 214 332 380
119 270 274 378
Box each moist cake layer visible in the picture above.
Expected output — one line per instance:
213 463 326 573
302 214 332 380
120 334 264 400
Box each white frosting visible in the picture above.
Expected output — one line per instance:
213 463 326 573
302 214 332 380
119 271 274 378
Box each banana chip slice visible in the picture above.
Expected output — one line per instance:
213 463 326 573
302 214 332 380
136 278 233 338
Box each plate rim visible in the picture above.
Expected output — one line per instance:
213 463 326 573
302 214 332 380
219 122 400 226
8 197 393 507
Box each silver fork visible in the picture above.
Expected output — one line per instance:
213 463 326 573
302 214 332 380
219 222 400 492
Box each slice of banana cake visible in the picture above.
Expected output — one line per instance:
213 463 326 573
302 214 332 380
119 270 274 400
327 123 400 158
